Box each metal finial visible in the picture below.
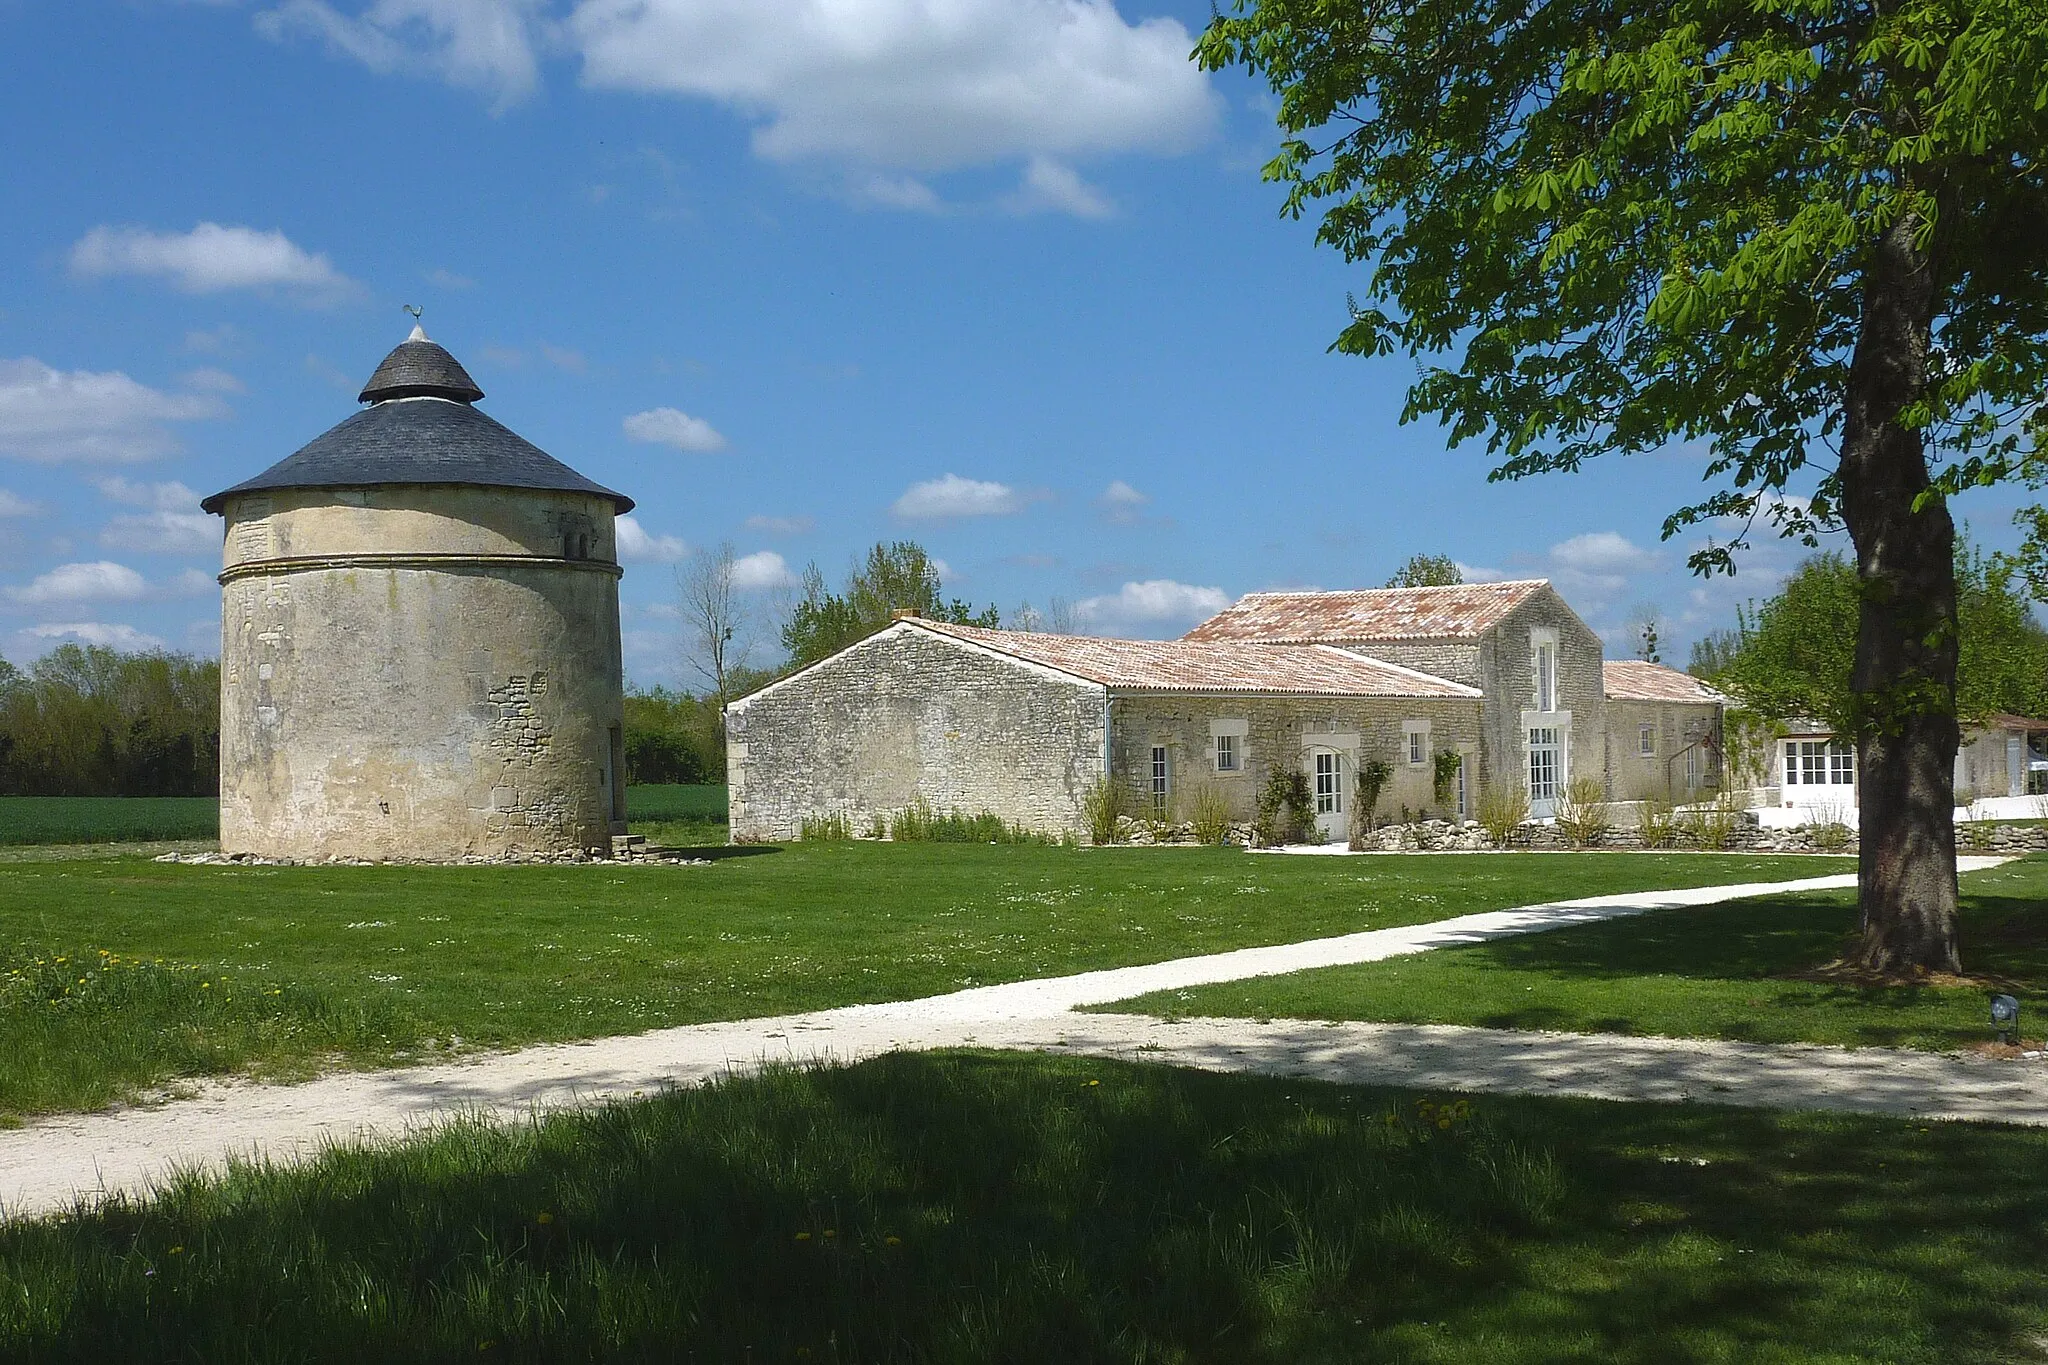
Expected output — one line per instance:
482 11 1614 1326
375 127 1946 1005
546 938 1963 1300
403 304 427 342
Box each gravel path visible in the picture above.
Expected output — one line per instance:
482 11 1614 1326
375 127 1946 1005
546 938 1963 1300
1 860 2031 1220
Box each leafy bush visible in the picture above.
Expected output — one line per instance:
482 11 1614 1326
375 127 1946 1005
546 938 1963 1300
1082 777 1128 847
1551 778 1613 848
1255 770 1315 847
1806 799 1853 851
1433 749 1464 808
1636 798 1678 850
799 812 852 841
1352 759 1393 850
1188 784 1233 846
1475 783 1530 849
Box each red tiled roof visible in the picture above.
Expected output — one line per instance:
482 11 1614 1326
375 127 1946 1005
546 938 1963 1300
1181 581 1551 643
1603 660 1727 704
909 619 1482 698
1983 712 2048 732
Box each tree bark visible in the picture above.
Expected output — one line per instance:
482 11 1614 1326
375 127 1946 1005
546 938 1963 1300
1838 213 1961 974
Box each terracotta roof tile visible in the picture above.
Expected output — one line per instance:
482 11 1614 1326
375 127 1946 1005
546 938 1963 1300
910 620 1481 698
1603 660 1726 704
1181 581 1550 643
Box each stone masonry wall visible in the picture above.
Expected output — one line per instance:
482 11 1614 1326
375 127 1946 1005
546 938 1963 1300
1480 589 1607 801
1604 700 1723 802
725 626 1107 842
1109 693 1485 823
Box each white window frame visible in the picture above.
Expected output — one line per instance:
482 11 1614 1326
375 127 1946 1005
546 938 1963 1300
1403 721 1430 767
1150 744 1170 814
1528 726 1563 804
1530 627 1559 714
1639 722 1656 757
1209 718 1248 775
1214 733 1238 774
1313 749 1344 816
1456 755 1469 818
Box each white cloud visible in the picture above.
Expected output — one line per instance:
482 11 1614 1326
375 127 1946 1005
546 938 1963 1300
615 515 688 561
569 0 1219 183
731 549 796 590
1098 478 1148 524
69 223 356 301
892 473 1024 519
6 561 151 607
100 511 219 555
539 343 587 374
21 622 170 652
0 359 224 464
425 266 476 289
1076 578 1230 636
255 0 545 111
94 477 202 510
0 489 38 518
745 514 814 536
1454 560 1506 583
178 367 246 394
1548 531 1658 577
622 406 728 453
1002 155 1113 218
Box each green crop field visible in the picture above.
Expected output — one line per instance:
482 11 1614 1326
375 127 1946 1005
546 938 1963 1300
0 786 727 849
5 1051 2045 1362
1112 855 2048 1052
0 847 1845 1119
0 797 219 847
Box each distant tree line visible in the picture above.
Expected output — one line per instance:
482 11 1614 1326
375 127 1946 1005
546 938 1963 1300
0 646 220 796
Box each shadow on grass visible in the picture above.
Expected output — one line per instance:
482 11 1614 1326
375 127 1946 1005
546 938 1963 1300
4 1051 2045 1363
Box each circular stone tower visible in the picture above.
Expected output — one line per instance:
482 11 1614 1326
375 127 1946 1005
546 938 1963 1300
202 327 633 862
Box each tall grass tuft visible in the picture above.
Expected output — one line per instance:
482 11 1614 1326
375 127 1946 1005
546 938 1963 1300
1475 783 1530 849
1679 792 1745 850
1637 797 1678 849
798 812 853 841
1188 784 1233 846
1551 778 1612 849
1082 777 1128 846
888 798 1052 845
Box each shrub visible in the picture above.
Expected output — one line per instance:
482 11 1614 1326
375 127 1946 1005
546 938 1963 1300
1551 778 1612 848
1189 784 1233 846
1679 792 1744 850
1351 759 1393 850
1636 798 1678 849
1475 782 1530 849
1255 770 1315 847
1432 749 1463 808
799 812 852 841
1082 777 1127 847
1807 799 1853 851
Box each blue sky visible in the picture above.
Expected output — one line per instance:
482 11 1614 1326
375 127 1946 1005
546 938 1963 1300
2 0 2036 687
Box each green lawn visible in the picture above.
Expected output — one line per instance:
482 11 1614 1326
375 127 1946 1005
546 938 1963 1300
0 848 1846 1118
1111 856 2048 1052
0 787 727 849
0 797 218 847
4 1050 2045 1362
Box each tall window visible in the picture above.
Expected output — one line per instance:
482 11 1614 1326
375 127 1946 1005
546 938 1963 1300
1528 727 1561 802
1535 642 1557 712
1214 733 1238 773
1784 740 1855 786
1456 756 1469 818
1314 751 1343 815
1639 723 1656 757
1151 746 1169 815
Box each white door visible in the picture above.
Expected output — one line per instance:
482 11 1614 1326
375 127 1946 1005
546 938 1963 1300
1310 747 1346 842
2009 735 2026 799
1528 727 1562 819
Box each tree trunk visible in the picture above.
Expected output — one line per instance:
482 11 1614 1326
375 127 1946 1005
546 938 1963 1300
1838 214 1961 974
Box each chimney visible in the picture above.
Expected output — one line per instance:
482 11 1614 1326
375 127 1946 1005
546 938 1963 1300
891 608 922 621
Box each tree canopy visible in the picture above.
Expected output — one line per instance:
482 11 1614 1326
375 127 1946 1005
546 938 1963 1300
781 542 999 668
1706 546 2048 730
0 645 219 796
1384 553 1463 588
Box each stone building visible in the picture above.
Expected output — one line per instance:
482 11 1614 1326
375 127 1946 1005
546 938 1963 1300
1601 659 1728 803
201 327 633 861
727 581 1726 842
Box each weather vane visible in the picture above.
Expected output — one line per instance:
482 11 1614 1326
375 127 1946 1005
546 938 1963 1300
403 304 423 323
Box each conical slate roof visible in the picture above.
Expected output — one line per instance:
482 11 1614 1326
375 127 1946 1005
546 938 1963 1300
202 328 632 515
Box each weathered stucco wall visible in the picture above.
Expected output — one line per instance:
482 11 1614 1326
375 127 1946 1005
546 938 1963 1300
725 625 1107 842
1109 694 1484 822
218 486 624 861
1603 700 1723 802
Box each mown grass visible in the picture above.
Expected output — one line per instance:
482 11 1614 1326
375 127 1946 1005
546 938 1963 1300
0 797 218 847
0 848 1847 1118
1113 856 2048 1052
5 1051 2046 1362
623 782 727 847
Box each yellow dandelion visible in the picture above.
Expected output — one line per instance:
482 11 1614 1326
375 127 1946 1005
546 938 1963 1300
536 1211 553 1225
794 1231 812 1242
884 1235 902 1246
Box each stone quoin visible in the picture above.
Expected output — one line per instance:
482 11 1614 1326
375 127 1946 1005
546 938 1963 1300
202 327 633 861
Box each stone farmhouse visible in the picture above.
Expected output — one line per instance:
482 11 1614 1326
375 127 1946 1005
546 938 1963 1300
727 580 1725 843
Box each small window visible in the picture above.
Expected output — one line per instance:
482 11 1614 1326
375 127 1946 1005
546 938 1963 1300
1830 743 1855 785
1404 723 1429 766
1456 756 1469 817
1639 723 1656 757
1151 745 1170 815
1214 733 1238 773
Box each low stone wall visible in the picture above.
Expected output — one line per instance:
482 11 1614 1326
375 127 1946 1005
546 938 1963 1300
1109 816 2048 855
